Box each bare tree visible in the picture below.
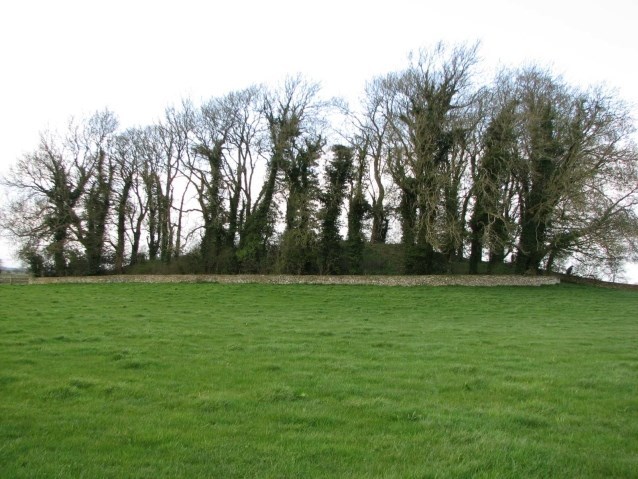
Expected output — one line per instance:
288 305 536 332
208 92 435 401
468 79 518 273
319 145 353 274
133 107 190 264
353 77 393 244
1 110 118 275
239 76 327 273
186 97 234 272
155 107 190 262
511 68 638 274
183 86 266 272
222 87 266 250
383 42 480 273
110 128 148 272
75 111 118 274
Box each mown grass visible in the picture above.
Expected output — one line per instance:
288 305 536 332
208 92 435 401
1 283 637 478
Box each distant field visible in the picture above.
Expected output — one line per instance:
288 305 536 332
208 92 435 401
1 283 637 478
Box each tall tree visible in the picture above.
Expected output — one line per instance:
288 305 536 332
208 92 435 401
111 129 140 272
468 86 518 274
187 98 233 272
76 111 118 274
384 42 479 273
279 136 323 274
124 128 153 267
514 77 564 273
155 107 190 262
511 68 638 274
1 111 118 275
319 145 354 274
354 77 392 244
345 145 368 273
222 87 266 253
238 76 326 273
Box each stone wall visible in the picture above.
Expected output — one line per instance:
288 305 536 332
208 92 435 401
30 274 560 287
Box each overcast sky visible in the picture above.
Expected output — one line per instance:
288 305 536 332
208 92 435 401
1 0 637 280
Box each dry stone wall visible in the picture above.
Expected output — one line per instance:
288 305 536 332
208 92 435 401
30 274 560 287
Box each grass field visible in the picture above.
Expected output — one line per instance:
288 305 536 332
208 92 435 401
1 283 637 478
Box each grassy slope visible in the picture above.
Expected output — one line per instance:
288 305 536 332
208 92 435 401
1 283 637 478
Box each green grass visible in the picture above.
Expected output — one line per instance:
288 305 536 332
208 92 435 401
1 283 637 478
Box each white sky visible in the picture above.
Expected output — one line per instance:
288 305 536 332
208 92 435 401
1 0 637 281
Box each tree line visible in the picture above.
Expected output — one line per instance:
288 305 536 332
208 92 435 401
2 43 637 278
